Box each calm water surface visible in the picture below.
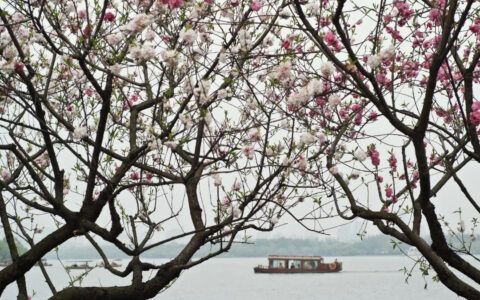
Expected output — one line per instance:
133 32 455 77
2 256 462 299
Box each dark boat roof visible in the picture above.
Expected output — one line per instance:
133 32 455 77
268 255 323 260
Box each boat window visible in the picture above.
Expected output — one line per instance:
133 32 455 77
304 260 319 269
271 260 285 268
289 260 302 269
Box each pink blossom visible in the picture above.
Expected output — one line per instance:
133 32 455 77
248 128 262 142
385 186 393 198
82 25 92 37
123 94 138 111
282 39 291 50
470 111 480 126
103 11 116 22
130 172 140 181
14 63 24 74
472 101 480 112
354 111 363 125
169 0 183 9
428 9 442 26
315 97 326 107
393 1 413 23
383 14 393 24
1 169 10 181
324 31 337 45
251 0 262 11
243 145 255 160
429 153 443 167
146 172 154 182
84 88 94 97
385 26 403 41
324 31 342 51
78 9 87 19
412 170 420 181
350 103 362 112
375 73 391 87
469 19 480 36
368 146 380 167
388 154 397 172
295 155 308 172
339 108 349 119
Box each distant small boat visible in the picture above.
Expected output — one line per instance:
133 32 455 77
66 261 93 271
254 255 342 274
97 260 122 268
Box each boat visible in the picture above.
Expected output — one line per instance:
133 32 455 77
254 255 342 273
97 260 122 268
66 261 94 271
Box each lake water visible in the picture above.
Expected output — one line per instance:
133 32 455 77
2 256 463 299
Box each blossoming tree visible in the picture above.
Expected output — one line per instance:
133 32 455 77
285 0 480 298
0 0 314 299
3 0 480 299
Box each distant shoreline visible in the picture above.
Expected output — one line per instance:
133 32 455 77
40 235 480 260
4 235 477 261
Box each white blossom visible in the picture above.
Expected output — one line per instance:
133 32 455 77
299 132 316 146
109 64 121 74
351 170 360 179
243 145 255 160
231 206 242 218
179 28 197 45
380 45 395 60
329 165 339 175
161 50 178 65
73 126 88 140
367 54 381 69
232 180 241 191
248 128 262 142
106 33 124 45
180 115 193 129
124 14 153 33
317 133 326 144
129 43 155 61
212 173 222 187
328 94 342 106
219 51 227 63
306 78 323 96
458 220 466 233
354 149 368 161
281 157 291 166
265 148 274 157
320 61 335 77
270 215 279 225
148 139 161 151
164 141 178 149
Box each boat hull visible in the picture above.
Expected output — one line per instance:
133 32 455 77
254 263 342 274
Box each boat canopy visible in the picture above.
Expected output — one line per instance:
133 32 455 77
268 255 323 261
